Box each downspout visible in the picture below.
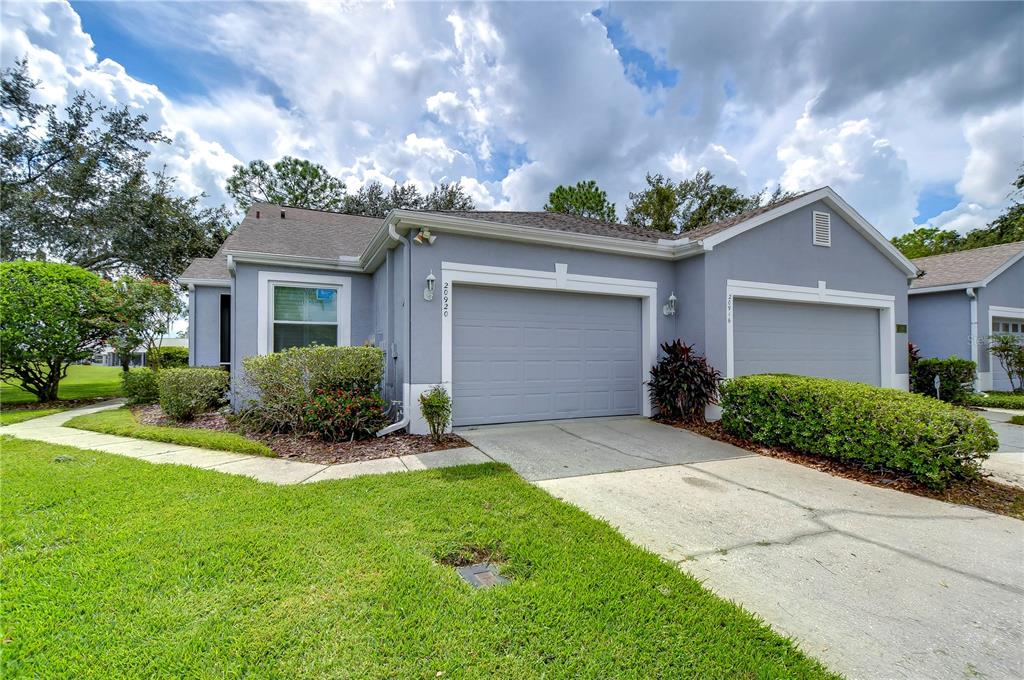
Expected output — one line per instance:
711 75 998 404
377 222 411 436
967 287 979 392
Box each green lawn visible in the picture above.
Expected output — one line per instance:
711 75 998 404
0 364 126 405
0 407 66 426
65 407 272 456
0 438 834 678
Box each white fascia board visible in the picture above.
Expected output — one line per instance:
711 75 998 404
907 282 981 295
980 247 1024 287
178 278 231 287
225 250 364 272
698 187 919 277
388 210 700 260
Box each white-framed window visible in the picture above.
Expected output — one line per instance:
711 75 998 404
993 318 1023 335
271 284 340 351
257 271 352 355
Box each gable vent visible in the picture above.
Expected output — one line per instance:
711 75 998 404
812 211 831 247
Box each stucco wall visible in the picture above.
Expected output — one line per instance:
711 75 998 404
189 285 227 367
702 200 912 377
907 290 971 360
978 257 1024 379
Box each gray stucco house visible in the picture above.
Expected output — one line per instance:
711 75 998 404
908 241 1024 392
179 187 917 434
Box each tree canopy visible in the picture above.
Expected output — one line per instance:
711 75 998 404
107 277 185 372
891 167 1024 259
226 157 348 213
625 170 789 234
341 179 476 217
545 180 617 222
0 261 115 401
0 59 230 281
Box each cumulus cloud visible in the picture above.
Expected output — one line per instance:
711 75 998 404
2 0 1021 237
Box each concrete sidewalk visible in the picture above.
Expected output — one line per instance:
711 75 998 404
1 402 491 484
980 408 1024 489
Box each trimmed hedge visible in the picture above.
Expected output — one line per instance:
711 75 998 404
147 345 189 369
158 368 230 421
910 356 976 404
962 392 1024 410
241 345 385 432
720 375 998 488
121 369 159 405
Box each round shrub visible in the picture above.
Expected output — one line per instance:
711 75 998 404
720 374 998 489
147 345 189 369
121 369 159 405
158 368 229 421
648 340 722 423
303 389 389 442
910 356 976 403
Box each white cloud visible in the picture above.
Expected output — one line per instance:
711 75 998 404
957 105 1023 205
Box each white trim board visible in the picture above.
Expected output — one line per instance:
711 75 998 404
986 305 1024 388
256 271 352 355
439 261 658 419
725 279 898 388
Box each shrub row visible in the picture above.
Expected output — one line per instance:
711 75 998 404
158 368 230 421
910 356 976 404
147 345 189 369
720 374 998 488
962 391 1024 410
241 345 385 433
121 370 160 405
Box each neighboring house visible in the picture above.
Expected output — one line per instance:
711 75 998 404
92 337 189 368
179 187 917 434
908 241 1024 391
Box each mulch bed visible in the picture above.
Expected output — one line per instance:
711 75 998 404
665 419 1024 521
133 404 469 465
3 396 113 412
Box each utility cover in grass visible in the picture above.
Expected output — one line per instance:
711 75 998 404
457 562 509 589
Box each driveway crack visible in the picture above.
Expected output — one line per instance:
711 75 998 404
551 425 666 465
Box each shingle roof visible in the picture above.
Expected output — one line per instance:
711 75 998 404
224 203 384 259
911 241 1024 289
432 210 665 242
179 253 229 281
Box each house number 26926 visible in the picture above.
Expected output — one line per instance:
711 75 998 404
442 281 450 318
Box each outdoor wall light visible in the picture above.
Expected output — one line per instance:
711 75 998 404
413 227 437 245
663 292 677 316
424 271 436 301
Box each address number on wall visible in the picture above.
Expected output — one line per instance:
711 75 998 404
442 281 450 318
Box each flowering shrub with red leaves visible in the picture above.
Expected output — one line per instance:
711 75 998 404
303 389 389 442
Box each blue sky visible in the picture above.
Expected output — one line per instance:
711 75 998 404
4 1 1021 234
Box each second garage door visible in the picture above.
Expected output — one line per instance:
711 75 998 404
733 299 881 385
452 286 642 426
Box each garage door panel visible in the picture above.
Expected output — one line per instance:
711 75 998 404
453 286 642 426
734 299 881 386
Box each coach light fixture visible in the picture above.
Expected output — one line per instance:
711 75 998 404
663 292 677 317
424 271 436 301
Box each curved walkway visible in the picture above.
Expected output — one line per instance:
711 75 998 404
0 401 490 484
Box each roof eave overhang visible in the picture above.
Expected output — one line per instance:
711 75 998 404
224 249 364 272
178 277 231 288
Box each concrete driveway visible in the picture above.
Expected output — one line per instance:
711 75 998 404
460 416 1024 680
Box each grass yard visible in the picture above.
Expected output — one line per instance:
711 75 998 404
0 407 66 426
0 437 835 679
0 364 126 405
65 407 272 456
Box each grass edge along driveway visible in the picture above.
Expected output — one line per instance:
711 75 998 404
0 437 837 679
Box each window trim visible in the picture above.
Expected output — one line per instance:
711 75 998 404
257 271 351 355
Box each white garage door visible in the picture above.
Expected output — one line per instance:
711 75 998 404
734 299 881 385
452 286 642 426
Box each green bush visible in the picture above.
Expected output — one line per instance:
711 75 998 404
720 375 998 489
121 369 159 405
418 385 452 443
158 368 229 421
962 392 1024 410
648 340 722 423
910 357 976 403
303 389 389 442
147 345 189 369
241 345 385 432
